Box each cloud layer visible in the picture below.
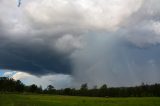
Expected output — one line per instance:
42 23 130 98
1 70 72 89
0 0 160 87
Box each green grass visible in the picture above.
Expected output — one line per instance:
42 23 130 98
0 94 160 106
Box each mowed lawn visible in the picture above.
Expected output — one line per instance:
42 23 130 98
0 94 160 106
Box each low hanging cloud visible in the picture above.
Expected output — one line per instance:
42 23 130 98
0 0 160 87
0 70 72 89
12 71 73 89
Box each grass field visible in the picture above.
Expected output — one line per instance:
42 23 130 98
0 94 160 106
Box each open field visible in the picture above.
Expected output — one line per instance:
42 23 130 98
0 94 160 106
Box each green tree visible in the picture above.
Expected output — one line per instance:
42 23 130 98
99 84 108 97
80 83 88 91
15 80 24 92
47 85 54 91
80 83 88 96
29 84 38 93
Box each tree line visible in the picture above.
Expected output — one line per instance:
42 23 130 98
0 77 160 97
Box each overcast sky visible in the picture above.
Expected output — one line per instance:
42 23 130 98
0 0 160 88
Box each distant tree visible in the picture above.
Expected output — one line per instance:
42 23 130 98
29 84 38 93
45 85 55 94
64 88 72 95
80 83 88 91
100 84 107 89
15 80 24 92
1 77 160 97
37 85 43 93
89 85 98 97
93 85 98 89
99 84 108 97
80 83 88 96
47 85 54 91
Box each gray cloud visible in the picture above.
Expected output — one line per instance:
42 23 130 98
0 35 72 75
0 0 160 87
71 33 160 87
122 0 160 47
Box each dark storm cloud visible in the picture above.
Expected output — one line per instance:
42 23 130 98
0 34 72 75
0 0 160 87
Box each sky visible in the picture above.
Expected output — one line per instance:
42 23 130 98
0 0 160 88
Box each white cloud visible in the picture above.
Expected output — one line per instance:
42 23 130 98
152 21 160 35
0 0 143 34
2 0 143 54
24 0 143 31
12 72 31 80
120 0 160 48
55 34 83 53
3 71 14 77
12 72 73 89
0 0 144 53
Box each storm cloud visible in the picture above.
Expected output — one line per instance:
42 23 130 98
0 0 160 87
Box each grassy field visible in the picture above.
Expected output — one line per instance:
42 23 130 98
0 94 160 106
